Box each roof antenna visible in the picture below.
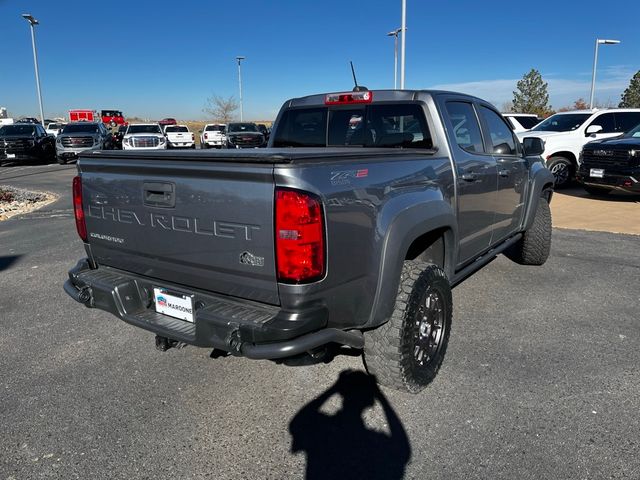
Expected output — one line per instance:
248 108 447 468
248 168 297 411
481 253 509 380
350 61 368 92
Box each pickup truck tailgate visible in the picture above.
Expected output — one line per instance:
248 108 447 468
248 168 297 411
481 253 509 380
79 155 278 305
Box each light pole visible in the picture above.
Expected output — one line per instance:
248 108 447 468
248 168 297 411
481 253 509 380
22 13 45 126
589 38 620 109
236 56 245 122
387 28 401 89
400 0 406 89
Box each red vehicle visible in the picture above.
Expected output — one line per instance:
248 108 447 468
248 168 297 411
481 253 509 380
101 110 126 127
69 109 99 122
158 118 177 126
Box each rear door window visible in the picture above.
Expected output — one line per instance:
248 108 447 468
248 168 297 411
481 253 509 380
479 106 517 155
614 112 640 133
444 102 484 153
589 113 616 133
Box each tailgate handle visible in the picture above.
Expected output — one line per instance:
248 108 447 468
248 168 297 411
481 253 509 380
143 182 175 208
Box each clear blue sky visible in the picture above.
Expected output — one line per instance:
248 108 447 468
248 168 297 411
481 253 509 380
1 0 639 121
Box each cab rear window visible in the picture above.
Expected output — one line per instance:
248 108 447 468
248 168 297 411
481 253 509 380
273 104 433 149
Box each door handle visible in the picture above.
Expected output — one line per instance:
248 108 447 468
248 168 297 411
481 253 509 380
499 169 510 177
461 173 478 182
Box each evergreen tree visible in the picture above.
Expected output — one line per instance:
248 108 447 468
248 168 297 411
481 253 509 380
512 69 551 116
619 71 640 108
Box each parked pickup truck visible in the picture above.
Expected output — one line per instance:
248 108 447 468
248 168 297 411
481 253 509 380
64 89 554 393
164 124 196 149
576 121 640 195
200 124 227 149
122 123 167 150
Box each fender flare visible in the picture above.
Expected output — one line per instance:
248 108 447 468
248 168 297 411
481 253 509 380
367 200 457 329
522 162 555 231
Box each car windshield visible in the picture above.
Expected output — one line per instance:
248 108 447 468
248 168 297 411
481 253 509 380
47 123 62 129
165 126 189 133
0 125 36 135
228 123 258 133
127 125 162 134
63 124 99 134
205 125 225 132
624 123 640 138
531 113 592 132
102 111 122 117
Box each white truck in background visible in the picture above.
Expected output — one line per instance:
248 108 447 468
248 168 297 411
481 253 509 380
122 124 167 150
164 125 195 149
502 113 541 132
200 123 227 149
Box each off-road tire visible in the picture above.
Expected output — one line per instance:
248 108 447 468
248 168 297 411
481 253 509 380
505 197 552 265
583 185 612 196
363 261 452 394
547 156 574 188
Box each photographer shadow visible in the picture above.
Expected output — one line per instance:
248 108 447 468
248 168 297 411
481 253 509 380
289 370 411 480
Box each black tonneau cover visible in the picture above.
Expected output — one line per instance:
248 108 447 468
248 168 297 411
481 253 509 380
80 147 437 164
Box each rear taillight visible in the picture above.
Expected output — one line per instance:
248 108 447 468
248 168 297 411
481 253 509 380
72 176 87 242
275 189 325 283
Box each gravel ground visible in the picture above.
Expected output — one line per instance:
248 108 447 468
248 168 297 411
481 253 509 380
0 185 57 221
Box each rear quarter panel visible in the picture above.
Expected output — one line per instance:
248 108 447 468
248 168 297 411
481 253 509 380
274 153 456 329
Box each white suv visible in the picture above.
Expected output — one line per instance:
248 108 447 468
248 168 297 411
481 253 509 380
122 124 167 150
516 109 640 186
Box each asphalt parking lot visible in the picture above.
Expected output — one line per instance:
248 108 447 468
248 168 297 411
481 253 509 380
1 164 639 479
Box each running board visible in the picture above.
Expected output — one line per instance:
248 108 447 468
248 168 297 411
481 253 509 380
451 233 523 287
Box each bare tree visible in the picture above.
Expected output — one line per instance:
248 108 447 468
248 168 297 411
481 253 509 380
203 95 239 123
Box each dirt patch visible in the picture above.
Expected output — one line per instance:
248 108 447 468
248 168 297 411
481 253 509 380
551 187 640 235
0 185 58 221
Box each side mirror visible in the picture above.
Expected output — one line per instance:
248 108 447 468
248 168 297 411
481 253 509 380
586 125 603 136
522 137 545 156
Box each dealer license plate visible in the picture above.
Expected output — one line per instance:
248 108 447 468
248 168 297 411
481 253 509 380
153 287 194 323
590 168 604 178
6 153 15 159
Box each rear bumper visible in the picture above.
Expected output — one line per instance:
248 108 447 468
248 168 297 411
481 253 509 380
167 140 195 148
577 166 640 192
0 151 40 161
63 259 363 359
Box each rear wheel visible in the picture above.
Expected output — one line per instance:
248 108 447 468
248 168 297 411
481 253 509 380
547 156 574 188
363 261 452 393
583 185 612 196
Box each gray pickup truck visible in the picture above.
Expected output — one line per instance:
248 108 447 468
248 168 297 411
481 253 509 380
64 89 554 393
